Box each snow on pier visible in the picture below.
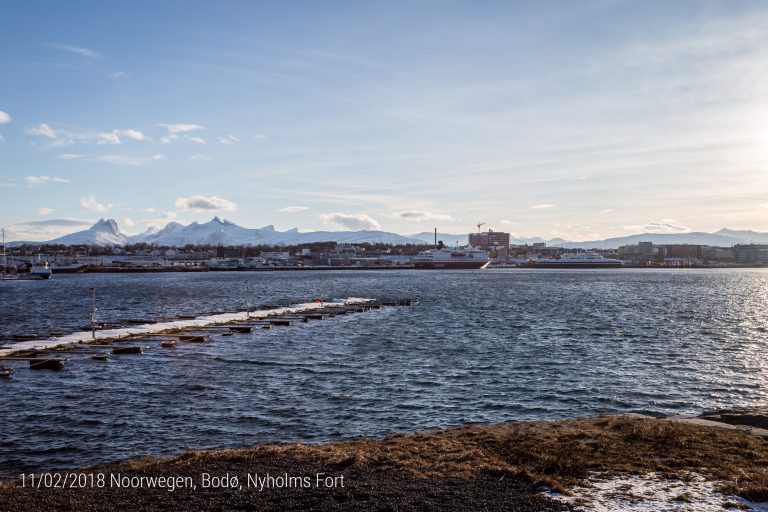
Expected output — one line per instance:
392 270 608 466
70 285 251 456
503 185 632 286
0 297 374 358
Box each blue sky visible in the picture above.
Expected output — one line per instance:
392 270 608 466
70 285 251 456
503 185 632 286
2 0 768 241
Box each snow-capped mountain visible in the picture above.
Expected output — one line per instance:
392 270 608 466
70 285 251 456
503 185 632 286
41 217 425 247
127 217 425 246
46 218 129 246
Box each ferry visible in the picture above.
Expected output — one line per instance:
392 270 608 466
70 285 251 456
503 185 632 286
414 243 490 269
529 252 622 269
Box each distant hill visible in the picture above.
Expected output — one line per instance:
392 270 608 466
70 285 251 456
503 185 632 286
9 218 768 249
547 232 749 249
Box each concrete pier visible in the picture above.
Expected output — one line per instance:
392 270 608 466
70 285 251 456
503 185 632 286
0 297 376 358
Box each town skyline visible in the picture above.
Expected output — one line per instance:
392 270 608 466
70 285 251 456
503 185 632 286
3 1 768 241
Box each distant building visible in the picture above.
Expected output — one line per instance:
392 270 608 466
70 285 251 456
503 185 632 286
664 244 702 259
468 230 510 250
734 244 768 264
618 241 658 263
701 246 734 262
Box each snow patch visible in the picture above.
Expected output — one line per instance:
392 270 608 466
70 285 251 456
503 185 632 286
546 472 768 511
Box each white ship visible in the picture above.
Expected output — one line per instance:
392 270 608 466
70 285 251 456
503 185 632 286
529 252 622 269
414 243 490 269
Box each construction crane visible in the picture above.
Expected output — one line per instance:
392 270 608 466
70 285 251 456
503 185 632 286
476 222 485 233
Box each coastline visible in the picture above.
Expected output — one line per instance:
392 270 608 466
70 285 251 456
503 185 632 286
3 412 768 511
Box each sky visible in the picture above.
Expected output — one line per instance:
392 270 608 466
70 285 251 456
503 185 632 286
2 0 768 242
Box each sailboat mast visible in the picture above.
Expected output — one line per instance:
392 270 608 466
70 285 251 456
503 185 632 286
1 228 5 278
91 288 98 339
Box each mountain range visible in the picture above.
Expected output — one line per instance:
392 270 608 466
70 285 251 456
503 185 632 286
10 218 768 249
41 217 425 247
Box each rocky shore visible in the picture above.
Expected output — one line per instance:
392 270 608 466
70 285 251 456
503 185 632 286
3 412 768 511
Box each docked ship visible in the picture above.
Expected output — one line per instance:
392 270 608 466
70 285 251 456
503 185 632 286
50 259 86 274
26 261 53 279
414 243 490 269
529 252 622 269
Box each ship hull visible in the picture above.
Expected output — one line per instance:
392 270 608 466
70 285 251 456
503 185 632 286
414 261 490 269
51 265 86 274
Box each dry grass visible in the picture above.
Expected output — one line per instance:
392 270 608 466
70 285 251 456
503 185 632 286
38 415 768 503
147 415 768 501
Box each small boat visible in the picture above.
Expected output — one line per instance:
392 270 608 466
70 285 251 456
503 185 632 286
25 260 53 280
29 359 65 370
160 340 177 348
0 366 14 378
112 346 144 354
91 353 109 361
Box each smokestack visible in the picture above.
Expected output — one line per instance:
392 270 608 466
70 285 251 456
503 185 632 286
434 228 437 247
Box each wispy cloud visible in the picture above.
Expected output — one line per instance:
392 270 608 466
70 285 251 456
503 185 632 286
278 206 309 213
186 135 206 144
5 218 94 242
27 123 58 139
158 123 204 144
253 134 266 141
37 207 55 215
0 110 10 124
50 43 101 60
622 220 690 234
80 195 112 213
218 135 240 144
158 123 204 134
27 123 147 147
393 210 452 222
175 195 237 212
530 204 555 209
93 154 148 166
319 212 381 231
57 153 86 160
600 208 614 214
25 176 70 187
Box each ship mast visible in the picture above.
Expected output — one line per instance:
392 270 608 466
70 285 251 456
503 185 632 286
91 288 98 339
1 228 5 278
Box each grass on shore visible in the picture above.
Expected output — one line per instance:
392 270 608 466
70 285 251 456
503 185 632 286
140 415 768 502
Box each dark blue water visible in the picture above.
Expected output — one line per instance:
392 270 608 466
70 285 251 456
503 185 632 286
1 269 768 477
